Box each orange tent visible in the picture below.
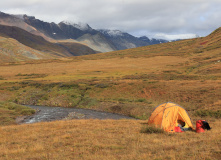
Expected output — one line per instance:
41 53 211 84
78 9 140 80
148 102 194 132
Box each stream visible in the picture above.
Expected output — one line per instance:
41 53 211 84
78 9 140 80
19 105 135 124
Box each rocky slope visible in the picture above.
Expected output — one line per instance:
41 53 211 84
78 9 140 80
77 33 117 52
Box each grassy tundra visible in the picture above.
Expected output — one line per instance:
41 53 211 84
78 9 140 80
0 28 221 159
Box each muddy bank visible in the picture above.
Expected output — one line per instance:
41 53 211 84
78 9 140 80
18 105 135 124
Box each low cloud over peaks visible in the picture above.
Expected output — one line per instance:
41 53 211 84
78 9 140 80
1 0 221 38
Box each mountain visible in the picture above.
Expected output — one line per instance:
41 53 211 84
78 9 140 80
138 36 169 45
23 15 99 40
98 29 150 50
61 21 93 31
0 11 171 52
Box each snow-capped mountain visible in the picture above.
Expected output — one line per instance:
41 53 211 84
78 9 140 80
11 14 26 20
139 36 169 45
61 21 93 31
98 29 124 37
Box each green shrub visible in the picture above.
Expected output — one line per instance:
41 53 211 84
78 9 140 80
21 109 36 115
140 125 165 134
0 101 36 125
135 98 147 102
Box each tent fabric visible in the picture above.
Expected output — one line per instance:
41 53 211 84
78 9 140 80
148 102 194 132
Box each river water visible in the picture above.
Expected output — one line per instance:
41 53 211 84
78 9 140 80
20 105 135 124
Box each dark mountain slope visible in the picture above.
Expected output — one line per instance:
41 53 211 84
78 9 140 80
98 30 150 50
23 15 99 40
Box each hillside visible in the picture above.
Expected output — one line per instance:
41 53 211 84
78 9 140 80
0 27 220 159
0 35 52 62
0 25 97 62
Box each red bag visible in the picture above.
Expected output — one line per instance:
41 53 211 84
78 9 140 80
196 120 205 133
174 126 183 133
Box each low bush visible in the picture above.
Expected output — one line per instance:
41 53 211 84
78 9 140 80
21 109 36 115
0 101 36 125
95 83 109 88
16 73 47 78
135 98 147 102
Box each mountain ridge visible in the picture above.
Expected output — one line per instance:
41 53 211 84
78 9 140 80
0 11 172 52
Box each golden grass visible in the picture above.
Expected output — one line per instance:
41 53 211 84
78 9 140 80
0 56 189 82
0 47 220 117
0 119 220 160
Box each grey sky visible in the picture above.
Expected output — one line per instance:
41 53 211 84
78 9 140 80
1 0 221 40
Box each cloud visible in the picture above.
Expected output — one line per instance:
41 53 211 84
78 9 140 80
0 0 221 39
153 33 199 41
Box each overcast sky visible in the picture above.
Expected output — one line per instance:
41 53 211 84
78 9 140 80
1 0 221 40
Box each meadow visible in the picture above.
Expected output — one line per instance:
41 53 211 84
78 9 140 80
0 28 221 159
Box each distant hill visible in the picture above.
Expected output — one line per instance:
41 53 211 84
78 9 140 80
0 25 97 62
88 27 221 76
0 35 50 63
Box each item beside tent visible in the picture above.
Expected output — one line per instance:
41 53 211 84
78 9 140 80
196 120 211 133
174 126 183 133
148 102 194 132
